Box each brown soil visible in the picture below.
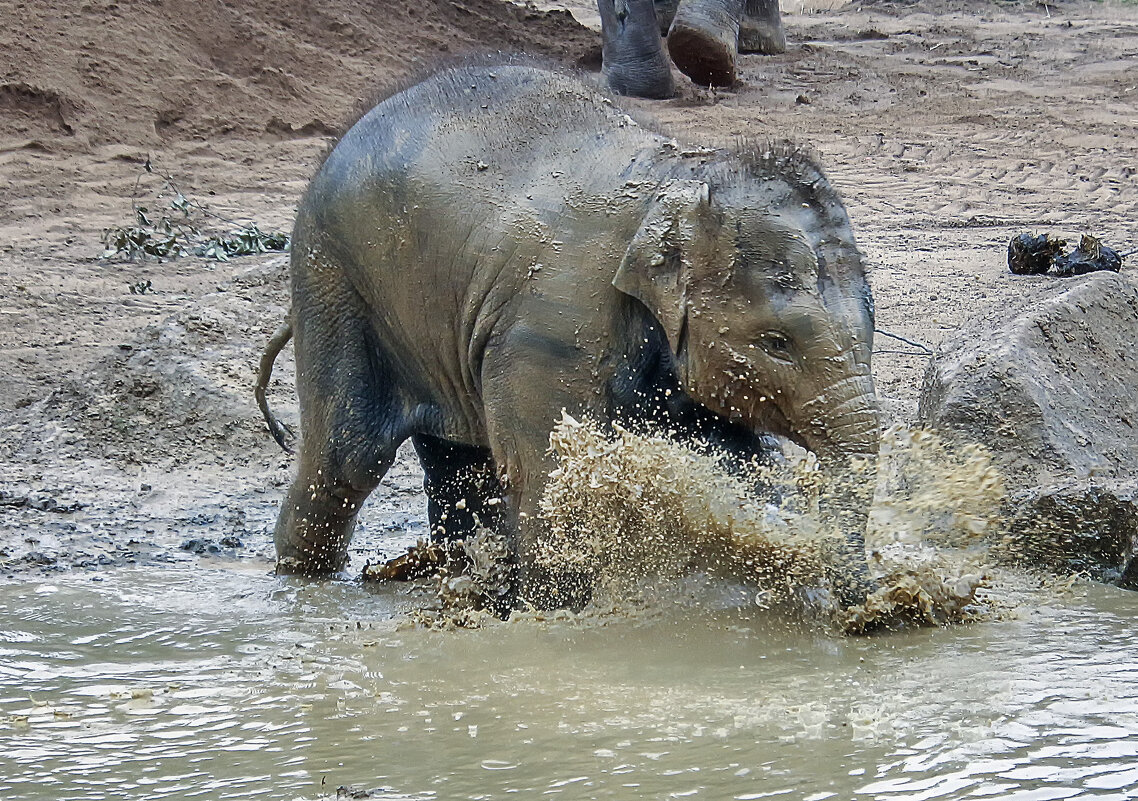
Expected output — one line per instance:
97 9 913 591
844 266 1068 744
1 0 1136 578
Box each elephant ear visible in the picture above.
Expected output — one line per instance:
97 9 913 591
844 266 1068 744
612 179 711 353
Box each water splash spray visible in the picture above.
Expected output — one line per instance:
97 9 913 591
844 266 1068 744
535 414 1006 632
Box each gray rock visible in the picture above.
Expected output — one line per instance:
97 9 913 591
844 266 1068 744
918 272 1138 587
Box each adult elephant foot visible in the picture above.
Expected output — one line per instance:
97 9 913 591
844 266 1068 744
738 0 786 54
598 0 676 99
666 0 742 87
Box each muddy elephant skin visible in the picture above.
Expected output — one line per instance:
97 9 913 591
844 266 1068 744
274 64 879 607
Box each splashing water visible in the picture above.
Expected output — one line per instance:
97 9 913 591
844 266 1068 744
534 414 1008 632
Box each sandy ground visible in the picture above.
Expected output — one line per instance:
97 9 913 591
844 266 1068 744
1 0 1136 579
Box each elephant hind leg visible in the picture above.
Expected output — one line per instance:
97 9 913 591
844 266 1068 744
413 433 503 543
738 0 785 54
275 453 392 575
275 284 412 575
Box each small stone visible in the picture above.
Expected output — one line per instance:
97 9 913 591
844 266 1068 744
180 538 214 555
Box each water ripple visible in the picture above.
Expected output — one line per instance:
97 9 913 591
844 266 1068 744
2 569 1138 800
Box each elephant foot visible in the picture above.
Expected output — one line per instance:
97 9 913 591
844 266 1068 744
275 545 350 577
275 526 352 575
274 471 366 576
738 0 786 54
738 18 786 54
666 0 742 87
602 52 676 100
667 25 737 87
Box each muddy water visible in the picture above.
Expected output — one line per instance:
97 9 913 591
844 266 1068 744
3 562 1138 800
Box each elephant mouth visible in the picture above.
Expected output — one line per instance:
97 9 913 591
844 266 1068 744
673 334 878 466
750 401 800 448
755 400 880 470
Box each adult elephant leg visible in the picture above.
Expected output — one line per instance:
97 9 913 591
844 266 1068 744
667 0 743 87
598 0 675 99
412 433 503 543
274 263 407 575
738 0 786 54
653 0 680 33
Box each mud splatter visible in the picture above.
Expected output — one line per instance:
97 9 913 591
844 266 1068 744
536 414 1006 632
374 415 1017 633
378 527 515 630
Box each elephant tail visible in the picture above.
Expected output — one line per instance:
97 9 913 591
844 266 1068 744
255 319 297 453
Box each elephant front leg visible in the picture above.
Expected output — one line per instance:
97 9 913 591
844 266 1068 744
597 0 676 99
481 340 599 611
498 471 596 612
413 433 503 543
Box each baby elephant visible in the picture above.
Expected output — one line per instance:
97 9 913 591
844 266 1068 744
263 64 879 608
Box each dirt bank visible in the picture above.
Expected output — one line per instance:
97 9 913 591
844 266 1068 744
1 0 1136 579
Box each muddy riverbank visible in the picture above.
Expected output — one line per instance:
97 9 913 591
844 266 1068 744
3 0 1136 581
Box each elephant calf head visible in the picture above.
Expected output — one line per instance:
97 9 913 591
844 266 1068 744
614 145 880 473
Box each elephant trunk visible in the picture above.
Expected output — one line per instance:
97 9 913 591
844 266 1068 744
598 0 676 99
798 372 881 606
799 373 881 466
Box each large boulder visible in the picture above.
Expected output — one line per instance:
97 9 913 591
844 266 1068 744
917 272 1138 587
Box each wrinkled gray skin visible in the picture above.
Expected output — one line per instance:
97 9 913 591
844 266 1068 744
738 0 787 55
600 0 675 99
273 65 879 609
600 0 785 96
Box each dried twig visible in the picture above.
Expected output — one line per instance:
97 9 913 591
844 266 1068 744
102 157 289 262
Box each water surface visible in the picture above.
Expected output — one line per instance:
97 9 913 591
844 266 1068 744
2 565 1137 800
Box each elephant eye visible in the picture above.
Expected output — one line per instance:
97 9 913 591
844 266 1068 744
759 331 794 362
